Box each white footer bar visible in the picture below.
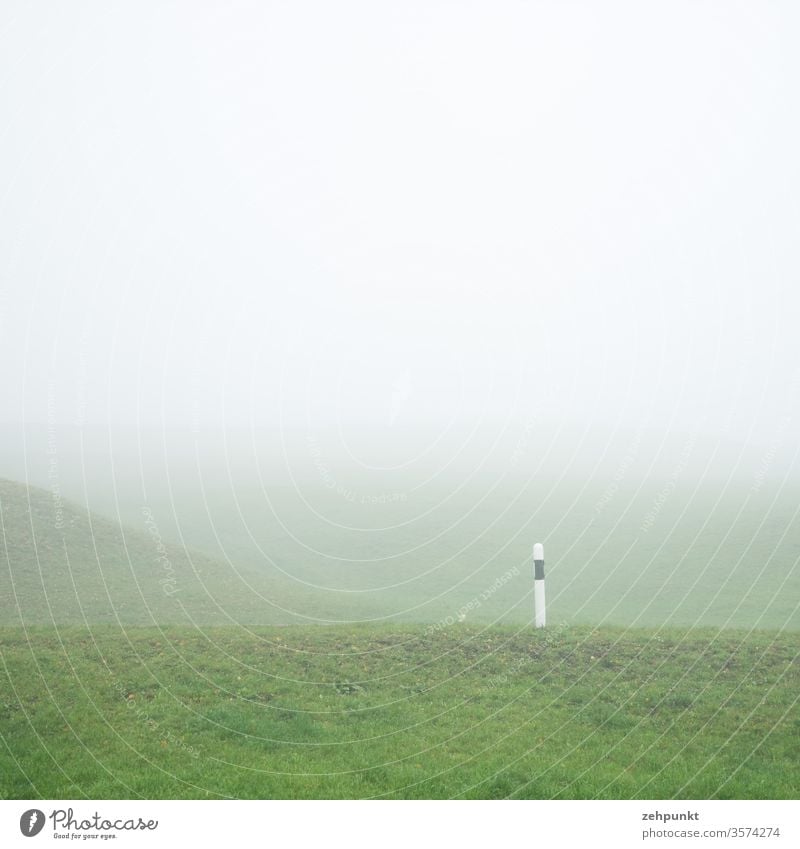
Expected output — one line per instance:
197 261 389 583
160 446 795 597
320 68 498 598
2 800 795 849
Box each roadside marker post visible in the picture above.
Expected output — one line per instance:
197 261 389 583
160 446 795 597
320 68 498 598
533 543 546 628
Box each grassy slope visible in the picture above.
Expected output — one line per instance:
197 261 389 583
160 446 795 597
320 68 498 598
1 624 797 799
1 477 797 799
4 472 799 630
0 478 304 626
100 475 800 630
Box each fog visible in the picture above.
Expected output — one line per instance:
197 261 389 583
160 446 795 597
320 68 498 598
2 1 799 484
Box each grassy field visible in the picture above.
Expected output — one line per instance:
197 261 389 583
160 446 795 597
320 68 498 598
3 474 799 630
1 624 798 799
2 474 798 799
0 478 304 627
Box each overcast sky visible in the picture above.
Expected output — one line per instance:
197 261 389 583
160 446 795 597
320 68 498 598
2 1 799 459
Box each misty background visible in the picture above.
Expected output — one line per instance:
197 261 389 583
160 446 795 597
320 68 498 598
1 1 799 627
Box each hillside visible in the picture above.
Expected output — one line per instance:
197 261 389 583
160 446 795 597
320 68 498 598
0 478 298 626
4 471 800 630
86 470 800 630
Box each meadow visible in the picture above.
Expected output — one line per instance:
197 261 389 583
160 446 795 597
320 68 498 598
1 440 798 800
3 423 799 632
2 624 798 799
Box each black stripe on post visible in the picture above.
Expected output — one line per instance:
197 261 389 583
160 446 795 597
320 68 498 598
534 559 545 580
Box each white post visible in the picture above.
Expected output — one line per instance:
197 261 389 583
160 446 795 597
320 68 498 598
533 542 546 628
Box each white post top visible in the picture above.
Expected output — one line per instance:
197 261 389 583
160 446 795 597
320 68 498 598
533 543 544 561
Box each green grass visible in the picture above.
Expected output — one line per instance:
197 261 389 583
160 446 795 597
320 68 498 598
1 624 797 799
0 478 303 626
2 476 798 798
3 475 800 630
